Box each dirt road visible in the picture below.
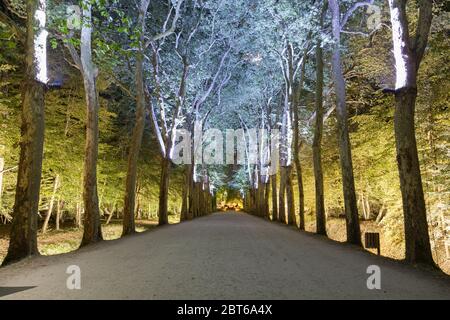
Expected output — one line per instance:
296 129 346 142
1 212 449 299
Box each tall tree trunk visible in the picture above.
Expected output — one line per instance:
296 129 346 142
258 179 267 218
180 187 188 220
388 0 434 264
278 88 290 225
257 180 263 216
264 180 270 219
158 157 171 225
180 165 190 221
243 190 249 212
193 181 201 217
80 1 102 246
329 0 361 246
292 49 308 230
187 164 194 219
293 156 304 228
42 174 60 234
198 183 203 216
212 193 216 212
394 89 433 263
3 0 45 265
271 174 278 221
187 145 195 218
136 184 141 220
199 182 205 216
286 167 295 226
313 35 326 236
278 167 286 224
191 179 197 217
122 0 150 236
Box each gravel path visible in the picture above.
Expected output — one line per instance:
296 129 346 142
1 212 449 299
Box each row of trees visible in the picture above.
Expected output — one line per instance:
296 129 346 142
0 0 446 270
0 0 230 265
235 0 437 266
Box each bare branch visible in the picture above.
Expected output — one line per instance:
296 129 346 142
144 0 185 48
195 46 231 108
65 38 82 70
0 165 18 174
340 0 374 30
148 96 167 158
413 0 433 68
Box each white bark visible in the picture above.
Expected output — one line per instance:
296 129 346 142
35 0 48 83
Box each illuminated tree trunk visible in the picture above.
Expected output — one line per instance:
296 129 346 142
278 89 290 225
3 0 45 265
328 0 361 246
388 0 434 265
122 0 150 236
150 49 187 225
313 27 326 236
292 55 307 229
80 1 103 246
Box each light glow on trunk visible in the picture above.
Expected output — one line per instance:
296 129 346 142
286 111 293 167
35 0 48 84
389 3 408 89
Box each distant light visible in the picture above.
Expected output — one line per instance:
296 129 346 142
35 0 48 84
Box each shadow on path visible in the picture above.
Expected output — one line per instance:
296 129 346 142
0 286 36 298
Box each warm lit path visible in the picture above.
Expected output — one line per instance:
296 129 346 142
0 212 449 299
